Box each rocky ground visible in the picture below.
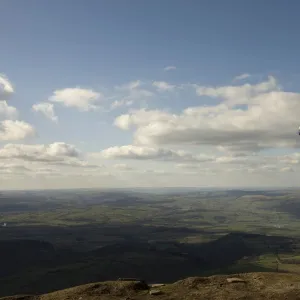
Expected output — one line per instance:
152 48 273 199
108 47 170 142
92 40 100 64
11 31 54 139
2 272 300 300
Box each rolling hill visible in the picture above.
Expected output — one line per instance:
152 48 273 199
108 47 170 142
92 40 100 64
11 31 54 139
2 272 300 300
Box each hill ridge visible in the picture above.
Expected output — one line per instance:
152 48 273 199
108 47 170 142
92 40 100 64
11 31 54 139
3 272 300 300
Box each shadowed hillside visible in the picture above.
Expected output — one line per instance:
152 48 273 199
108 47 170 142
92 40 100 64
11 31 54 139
0 232 296 297
0 240 56 276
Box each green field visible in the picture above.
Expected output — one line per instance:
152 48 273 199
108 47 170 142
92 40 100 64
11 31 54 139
1 188 300 296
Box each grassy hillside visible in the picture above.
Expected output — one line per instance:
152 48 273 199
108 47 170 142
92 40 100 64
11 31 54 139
2 272 300 300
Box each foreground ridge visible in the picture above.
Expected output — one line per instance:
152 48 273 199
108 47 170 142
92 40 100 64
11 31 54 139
3 272 300 300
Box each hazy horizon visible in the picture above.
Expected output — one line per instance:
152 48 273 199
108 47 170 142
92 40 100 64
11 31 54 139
0 186 298 193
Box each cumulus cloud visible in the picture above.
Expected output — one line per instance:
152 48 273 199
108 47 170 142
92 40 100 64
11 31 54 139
0 74 35 141
114 108 171 130
0 75 18 119
174 154 297 176
97 144 294 177
49 80 154 113
0 101 18 119
196 75 278 106
0 142 80 162
164 66 176 71
0 142 106 175
152 81 175 91
4 73 300 189
0 74 14 97
0 120 35 141
0 163 32 175
32 102 58 122
113 76 300 154
49 87 101 111
98 145 213 162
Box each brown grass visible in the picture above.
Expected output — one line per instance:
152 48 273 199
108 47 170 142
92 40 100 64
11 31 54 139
3 272 300 300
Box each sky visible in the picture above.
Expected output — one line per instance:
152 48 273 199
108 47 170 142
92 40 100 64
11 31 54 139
1 0 300 189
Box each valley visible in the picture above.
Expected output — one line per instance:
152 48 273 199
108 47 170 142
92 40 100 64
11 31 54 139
1 188 300 297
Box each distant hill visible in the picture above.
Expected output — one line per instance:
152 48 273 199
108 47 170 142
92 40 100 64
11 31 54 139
2 272 300 300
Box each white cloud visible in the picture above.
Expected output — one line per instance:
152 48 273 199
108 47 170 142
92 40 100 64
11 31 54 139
49 87 101 111
97 145 292 176
196 75 278 106
0 142 80 162
280 166 294 172
114 114 131 129
0 74 14 97
4 73 300 189
174 154 298 176
0 156 104 180
175 163 200 169
215 155 252 164
113 163 133 171
3 144 110 182
0 142 104 174
0 76 17 119
152 81 175 91
140 169 170 175
0 75 35 142
0 120 35 141
114 108 171 130
164 66 176 71
0 164 32 175
0 101 18 119
113 76 300 154
32 102 58 122
233 73 251 82
279 152 300 165
110 99 133 109
98 145 213 162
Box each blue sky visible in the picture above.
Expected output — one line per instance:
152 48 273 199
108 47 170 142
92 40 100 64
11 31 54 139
1 0 300 189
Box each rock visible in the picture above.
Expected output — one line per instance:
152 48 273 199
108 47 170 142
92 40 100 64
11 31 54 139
150 289 162 295
118 278 144 282
151 284 165 288
226 277 246 283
